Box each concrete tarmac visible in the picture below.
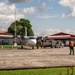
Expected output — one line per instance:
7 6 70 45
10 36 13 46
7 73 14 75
0 47 75 70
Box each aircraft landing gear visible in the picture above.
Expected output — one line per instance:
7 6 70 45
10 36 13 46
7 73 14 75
32 46 34 49
37 46 39 49
21 45 23 49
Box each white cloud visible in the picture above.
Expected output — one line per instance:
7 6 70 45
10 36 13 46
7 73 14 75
35 28 61 36
23 7 36 14
35 28 75 36
23 2 49 14
59 0 75 17
0 2 15 15
64 28 75 34
43 29 61 35
0 2 25 30
37 14 58 19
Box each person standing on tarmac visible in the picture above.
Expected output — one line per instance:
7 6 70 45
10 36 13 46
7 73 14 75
69 39 74 55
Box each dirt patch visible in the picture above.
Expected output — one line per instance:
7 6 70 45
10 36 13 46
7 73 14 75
0 47 75 69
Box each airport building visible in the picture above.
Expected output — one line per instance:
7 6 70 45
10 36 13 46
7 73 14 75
47 32 75 39
46 32 75 46
0 30 14 44
1 30 75 46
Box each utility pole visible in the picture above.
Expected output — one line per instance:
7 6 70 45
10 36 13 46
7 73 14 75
14 4 17 46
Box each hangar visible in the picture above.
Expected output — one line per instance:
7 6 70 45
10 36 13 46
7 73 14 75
48 32 75 39
46 32 75 46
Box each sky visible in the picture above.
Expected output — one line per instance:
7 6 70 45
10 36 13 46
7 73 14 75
0 0 75 36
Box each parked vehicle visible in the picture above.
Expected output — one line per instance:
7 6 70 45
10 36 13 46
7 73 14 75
42 39 64 48
55 41 64 48
2 40 9 45
43 39 56 48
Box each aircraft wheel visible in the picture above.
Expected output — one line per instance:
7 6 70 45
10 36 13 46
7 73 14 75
21 45 23 49
32 46 34 49
37 46 39 49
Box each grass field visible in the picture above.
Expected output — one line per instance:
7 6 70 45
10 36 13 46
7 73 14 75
0 45 19 48
0 67 74 75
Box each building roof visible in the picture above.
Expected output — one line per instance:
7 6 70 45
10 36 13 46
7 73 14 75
0 30 8 34
47 32 75 39
0 30 13 38
51 32 75 36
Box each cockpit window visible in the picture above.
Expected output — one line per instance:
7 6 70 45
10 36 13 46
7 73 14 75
29 36 36 39
29 37 35 39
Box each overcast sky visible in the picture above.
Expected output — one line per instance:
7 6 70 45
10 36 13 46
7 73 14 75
0 0 75 36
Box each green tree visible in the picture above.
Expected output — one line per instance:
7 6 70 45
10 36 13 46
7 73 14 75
8 18 34 36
